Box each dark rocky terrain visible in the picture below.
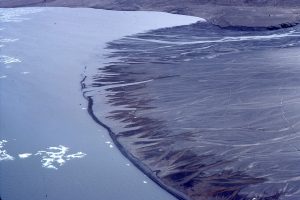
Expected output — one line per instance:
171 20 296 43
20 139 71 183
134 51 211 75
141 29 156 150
1 0 300 29
84 22 300 200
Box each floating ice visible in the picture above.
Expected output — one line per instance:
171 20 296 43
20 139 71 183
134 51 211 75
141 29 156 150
35 145 86 170
0 55 21 64
0 140 14 161
0 75 7 79
21 71 30 74
104 141 114 148
65 152 86 159
143 181 148 184
18 153 32 159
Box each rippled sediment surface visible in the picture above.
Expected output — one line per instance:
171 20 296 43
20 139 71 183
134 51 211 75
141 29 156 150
84 22 300 199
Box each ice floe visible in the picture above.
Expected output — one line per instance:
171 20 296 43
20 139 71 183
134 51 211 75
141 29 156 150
0 55 21 64
35 145 86 169
18 153 32 159
104 141 114 148
0 142 87 169
0 140 14 161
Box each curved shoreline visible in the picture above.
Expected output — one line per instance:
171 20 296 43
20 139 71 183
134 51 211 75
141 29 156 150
81 76 190 200
80 18 300 200
1 1 300 30
0 7 201 200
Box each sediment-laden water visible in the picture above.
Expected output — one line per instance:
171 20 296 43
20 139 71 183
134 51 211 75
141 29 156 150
84 22 300 200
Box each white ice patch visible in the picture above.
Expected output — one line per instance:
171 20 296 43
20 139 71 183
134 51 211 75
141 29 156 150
0 8 44 23
21 71 30 74
104 141 114 148
0 55 21 64
65 152 86 159
18 153 32 159
0 140 14 161
0 75 7 79
35 145 86 169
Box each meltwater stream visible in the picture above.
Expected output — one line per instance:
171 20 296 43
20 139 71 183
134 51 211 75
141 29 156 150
84 22 300 199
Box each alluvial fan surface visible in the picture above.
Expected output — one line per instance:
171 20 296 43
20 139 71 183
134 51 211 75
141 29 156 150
84 22 300 200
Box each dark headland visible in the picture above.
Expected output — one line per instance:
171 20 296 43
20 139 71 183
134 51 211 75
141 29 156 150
1 0 300 29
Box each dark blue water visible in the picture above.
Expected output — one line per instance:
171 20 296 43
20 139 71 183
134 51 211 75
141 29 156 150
85 22 300 200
